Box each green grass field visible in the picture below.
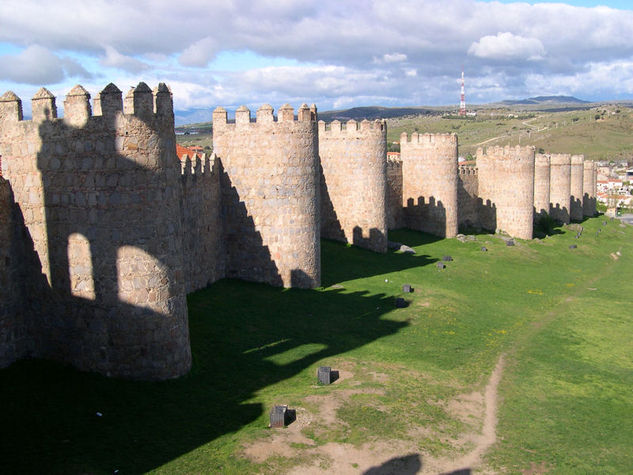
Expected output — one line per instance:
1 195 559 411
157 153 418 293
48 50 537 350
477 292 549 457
1 217 632 473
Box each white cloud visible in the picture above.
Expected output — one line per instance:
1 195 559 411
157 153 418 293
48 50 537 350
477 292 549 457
179 37 220 67
0 45 91 85
100 46 149 73
382 53 407 63
468 32 545 61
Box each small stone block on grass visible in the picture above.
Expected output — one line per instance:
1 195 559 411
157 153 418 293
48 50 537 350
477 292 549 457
317 366 332 385
569 244 577 249
436 262 446 270
395 297 408 308
442 255 453 262
402 284 412 293
270 405 288 428
506 240 515 247
481 246 488 252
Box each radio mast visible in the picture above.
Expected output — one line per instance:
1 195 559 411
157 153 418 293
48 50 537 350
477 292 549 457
459 70 466 116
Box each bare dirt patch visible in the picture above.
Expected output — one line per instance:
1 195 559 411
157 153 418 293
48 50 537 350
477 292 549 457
242 355 506 474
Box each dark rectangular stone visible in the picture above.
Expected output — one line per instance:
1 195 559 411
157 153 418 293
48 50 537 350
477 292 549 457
270 405 287 428
317 366 331 385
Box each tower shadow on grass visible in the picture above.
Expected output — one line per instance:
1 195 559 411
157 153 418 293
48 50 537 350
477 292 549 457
0 270 413 473
321 230 439 287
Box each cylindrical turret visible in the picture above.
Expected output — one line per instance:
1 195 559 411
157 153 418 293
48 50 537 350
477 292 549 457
477 146 534 240
401 133 458 238
534 153 551 218
549 153 572 224
570 155 584 221
318 119 387 252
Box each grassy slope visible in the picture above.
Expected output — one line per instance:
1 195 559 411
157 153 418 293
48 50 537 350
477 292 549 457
0 218 631 473
388 107 633 161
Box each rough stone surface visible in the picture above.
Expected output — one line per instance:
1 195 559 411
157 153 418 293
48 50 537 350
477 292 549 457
401 133 458 238
387 156 405 229
457 165 480 231
0 83 191 380
319 119 388 253
570 155 584 221
549 153 572 224
583 160 597 217
477 145 535 240
534 153 551 218
213 105 320 289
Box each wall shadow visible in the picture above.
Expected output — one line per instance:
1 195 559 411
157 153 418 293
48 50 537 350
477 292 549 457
319 163 347 243
550 203 570 225
0 276 412 473
405 195 447 237
364 453 422 474
321 229 439 287
219 159 283 286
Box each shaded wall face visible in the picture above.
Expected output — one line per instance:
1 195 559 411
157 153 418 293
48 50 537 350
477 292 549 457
401 134 458 238
0 93 192 381
534 155 551 217
0 179 26 367
318 122 388 253
180 155 225 293
570 157 584 221
387 159 404 229
583 161 597 217
213 117 320 289
457 169 480 230
549 154 572 224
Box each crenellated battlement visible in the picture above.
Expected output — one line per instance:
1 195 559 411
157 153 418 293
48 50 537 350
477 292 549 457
212 103 317 129
0 82 174 128
318 118 385 134
180 152 217 178
459 165 478 176
400 132 457 147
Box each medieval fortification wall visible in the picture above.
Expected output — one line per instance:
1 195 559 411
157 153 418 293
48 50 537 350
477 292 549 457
212 104 320 289
387 157 404 229
318 119 388 253
457 165 480 230
401 133 458 238
583 160 597 217
0 80 601 381
534 153 551 218
570 155 585 221
477 146 535 240
549 153 572 224
0 83 192 380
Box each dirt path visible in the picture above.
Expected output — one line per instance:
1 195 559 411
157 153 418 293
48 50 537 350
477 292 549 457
437 355 505 474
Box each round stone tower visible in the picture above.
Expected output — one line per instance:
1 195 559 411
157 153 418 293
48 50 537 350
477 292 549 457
549 153 572 224
401 133 458 238
534 153 551 218
570 154 584 221
477 145 534 240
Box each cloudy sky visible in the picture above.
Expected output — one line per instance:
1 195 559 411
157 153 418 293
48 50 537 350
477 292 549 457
1 0 633 123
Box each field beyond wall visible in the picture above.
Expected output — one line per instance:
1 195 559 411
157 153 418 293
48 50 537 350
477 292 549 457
1 216 632 473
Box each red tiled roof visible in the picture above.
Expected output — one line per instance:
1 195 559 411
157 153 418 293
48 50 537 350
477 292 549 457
176 144 199 161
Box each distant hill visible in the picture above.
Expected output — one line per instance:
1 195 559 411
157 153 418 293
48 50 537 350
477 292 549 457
499 95 589 106
317 106 439 122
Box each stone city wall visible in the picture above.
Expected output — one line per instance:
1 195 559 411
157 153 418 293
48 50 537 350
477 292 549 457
387 156 404 229
477 146 534 240
570 154 585 221
180 153 225 293
549 153 572 224
318 119 387 253
212 104 320 288
0 83 191 380
534 153 551 218
401 133 458 238
457 165 480 230
583 160 597 217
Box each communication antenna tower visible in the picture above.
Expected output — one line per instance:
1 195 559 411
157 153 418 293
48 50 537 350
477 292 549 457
459 70 466 116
